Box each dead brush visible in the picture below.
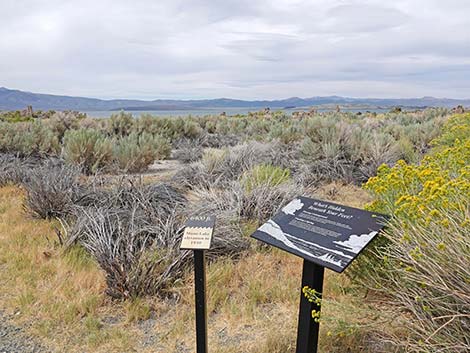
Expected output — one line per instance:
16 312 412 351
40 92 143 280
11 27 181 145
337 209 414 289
0 153 41 186
173 141 297 189
22 160 88 219
62 179 191 298
363 211 470 352
191 178 302 228
69 206 188 299
172 137 205 163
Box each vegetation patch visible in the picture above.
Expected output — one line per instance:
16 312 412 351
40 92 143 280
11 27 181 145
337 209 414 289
356 113 470 352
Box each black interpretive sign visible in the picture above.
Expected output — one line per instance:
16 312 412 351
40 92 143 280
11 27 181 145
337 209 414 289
180 215 216 250
251 196 388 273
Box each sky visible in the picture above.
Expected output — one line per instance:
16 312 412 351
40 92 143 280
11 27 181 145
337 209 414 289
0 0 469 100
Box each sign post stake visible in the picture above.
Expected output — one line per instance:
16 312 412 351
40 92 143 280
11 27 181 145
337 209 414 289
296 260 325 353
180 215 216 353
194 249 208 353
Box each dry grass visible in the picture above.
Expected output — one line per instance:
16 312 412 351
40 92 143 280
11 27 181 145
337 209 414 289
0 186 140 352
0 184 400 352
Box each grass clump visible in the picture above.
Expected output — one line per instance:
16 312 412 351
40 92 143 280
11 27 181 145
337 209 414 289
241 164 290 192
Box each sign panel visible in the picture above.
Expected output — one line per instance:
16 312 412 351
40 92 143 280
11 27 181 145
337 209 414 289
251 197 388 272
181 215 216 250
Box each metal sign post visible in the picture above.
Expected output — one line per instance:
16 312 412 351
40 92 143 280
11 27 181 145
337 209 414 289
194 249 208 353
296 260 325 353
180 215 216 353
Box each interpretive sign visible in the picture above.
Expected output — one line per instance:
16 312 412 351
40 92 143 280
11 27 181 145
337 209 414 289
180 215 216 250
251 196 388 273
251 196 389 353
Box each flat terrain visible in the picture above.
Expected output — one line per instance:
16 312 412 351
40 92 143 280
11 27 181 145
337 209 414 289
0 183 400 353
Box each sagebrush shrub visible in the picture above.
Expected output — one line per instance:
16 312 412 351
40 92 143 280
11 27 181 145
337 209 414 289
107 111 134 136
113 132 170 172
0 121 60 156
62 129 113 174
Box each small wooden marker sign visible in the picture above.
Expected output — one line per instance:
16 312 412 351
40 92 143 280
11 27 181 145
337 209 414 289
181 215 216 353
251 196 388 353
181 215 216 250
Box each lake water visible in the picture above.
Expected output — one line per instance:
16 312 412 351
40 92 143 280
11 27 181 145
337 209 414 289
81 107 392 118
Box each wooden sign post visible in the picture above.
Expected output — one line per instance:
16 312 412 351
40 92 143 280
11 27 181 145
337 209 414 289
180 215 216 353
251 197 388 353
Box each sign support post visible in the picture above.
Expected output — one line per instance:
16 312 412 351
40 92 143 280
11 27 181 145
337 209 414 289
180 215 216 353
296 260 325 353
194 249 208 353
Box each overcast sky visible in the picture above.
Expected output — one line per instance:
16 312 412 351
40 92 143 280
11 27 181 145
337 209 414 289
1 0 469 100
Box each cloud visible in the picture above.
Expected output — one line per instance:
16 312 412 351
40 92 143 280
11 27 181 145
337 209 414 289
0 0 469 99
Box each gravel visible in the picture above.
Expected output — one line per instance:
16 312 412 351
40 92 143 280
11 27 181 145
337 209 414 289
0 311 49 353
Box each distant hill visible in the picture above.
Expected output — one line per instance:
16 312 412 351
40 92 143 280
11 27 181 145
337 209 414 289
1 87 469 111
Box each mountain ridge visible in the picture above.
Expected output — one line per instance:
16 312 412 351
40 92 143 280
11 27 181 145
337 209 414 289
1 87 469 111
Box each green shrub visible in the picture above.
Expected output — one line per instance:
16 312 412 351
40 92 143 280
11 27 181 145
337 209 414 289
0 121 60 156
107 111 134 136
113 132 171 172
45 111 82 140
241 164 290 192
62 129 113 174
132 115 202 141
0 110 33 123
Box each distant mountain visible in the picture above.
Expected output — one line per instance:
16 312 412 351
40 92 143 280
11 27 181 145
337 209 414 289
1 87 469 111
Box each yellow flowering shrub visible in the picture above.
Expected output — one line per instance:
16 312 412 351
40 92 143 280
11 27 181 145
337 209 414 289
364 115 470 221
358 113 470 352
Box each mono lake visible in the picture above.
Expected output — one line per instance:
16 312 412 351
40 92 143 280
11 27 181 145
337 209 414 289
80 107 394 118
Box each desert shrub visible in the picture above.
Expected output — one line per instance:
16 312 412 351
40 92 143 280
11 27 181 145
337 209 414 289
78 117 106 131
396 136 419 163
201 133 240 148
107 111 134 136
0 154 41 186
173 142 288 189
192 179 301 226
299 118 357 183
68 180 252 298
354 132 401 182
0 121 60 156
62 129 113 174
113 132 171 172
431 113 470 148
70 206 186 299
354 113 470 352
65 181 189 298
44 111 82 140
172 137 204 163
404 121 443 154
241 164 290 192
133 115 203 141
23 161 85 219
268 123 303 144
0 110 33 123
300 136 352 184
